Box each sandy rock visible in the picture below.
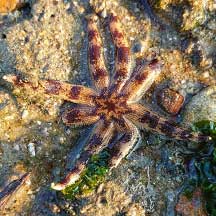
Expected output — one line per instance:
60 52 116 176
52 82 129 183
183 85 216 124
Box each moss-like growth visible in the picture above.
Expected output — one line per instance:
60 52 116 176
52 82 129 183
62 149 110 199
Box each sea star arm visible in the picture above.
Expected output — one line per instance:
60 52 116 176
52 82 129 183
108 118 140 169
123 59 162 103
3 75 97 106
109 13 131 93
126 103 212 142
87 15 110 91
51 120 114 190
62 106 99 127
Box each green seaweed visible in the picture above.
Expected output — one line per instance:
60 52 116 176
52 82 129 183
62 149 110 199
192 120 216 140
183 120 216 215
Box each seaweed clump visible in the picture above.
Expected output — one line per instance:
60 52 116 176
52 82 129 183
62 150 110 199
182 121 216 215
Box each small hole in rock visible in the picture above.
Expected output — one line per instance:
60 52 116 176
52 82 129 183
1 34 7 39
25 36 29 43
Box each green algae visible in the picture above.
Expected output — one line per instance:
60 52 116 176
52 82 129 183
192 120 216 140
62 149 110 199
183 120 216 215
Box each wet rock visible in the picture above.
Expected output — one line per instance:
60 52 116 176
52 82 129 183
175 188 207 216
183 86 216 124
156 88 184 115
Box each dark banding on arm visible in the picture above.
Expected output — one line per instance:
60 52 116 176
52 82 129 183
109 13 131 93
159 121 176 137
87 15 109 90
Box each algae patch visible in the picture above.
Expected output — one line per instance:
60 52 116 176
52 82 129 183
62 149 110 199
192 120 216 140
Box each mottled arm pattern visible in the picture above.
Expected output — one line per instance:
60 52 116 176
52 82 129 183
62 106 99 127
109 13 132 94
51 120 114 190
108 118 140 169
125 103 210 143
123 59 162 103
4 75 97 106
87 15 110 91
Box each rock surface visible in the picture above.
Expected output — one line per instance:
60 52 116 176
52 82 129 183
0 0 215 215
183 85 216 124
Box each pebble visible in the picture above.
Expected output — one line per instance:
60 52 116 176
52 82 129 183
14 144 20 151
21 109 29 119
100 9 107 18
59 137 65 144
49 203 61 214
36 121 41 125
156 88 184 115
28 142 36 157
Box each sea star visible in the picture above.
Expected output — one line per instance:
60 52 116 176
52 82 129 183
3 13 211 191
